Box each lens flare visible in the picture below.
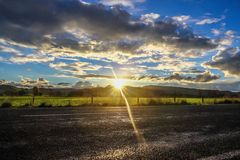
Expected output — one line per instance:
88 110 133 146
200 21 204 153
111 68 145 143
113 79 125 89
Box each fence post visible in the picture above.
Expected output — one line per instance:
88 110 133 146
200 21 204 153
174 90 176 104
199 90 204 104
119 91 121 106
202 96 204 104
32 86 38 106
137 97 140 106
32 95 35 106
91 96 93 105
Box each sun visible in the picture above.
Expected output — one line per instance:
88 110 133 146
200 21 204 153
113 79 125 89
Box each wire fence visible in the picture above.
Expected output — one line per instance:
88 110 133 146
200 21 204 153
0 96 240 108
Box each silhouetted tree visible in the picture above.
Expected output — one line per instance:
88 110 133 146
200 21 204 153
18 90 27 96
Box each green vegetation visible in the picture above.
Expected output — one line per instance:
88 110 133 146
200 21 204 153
0 96 240 108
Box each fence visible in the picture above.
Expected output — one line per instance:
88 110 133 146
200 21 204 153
0 96 240 108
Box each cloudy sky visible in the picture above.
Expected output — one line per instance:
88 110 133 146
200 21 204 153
0 0 239 91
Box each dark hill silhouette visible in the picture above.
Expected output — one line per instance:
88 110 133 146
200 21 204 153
0 84 239 98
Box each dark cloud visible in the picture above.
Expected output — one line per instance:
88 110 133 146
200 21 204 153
134 75 161 81
57 82 71 86
205 48 240 76
0 0 216 53
175 68 205 74
164 73 194 81
76 74 133 79
0 0 62 44
17 77 53 88
75 71 220 83
77 74 113 79
113 39 144 54
76 74 163 81
194 72 220 82
164 72 220 82
55 82 72 88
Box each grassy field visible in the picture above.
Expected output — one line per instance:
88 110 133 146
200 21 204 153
0 96 240 108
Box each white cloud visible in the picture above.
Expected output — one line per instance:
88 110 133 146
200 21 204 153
9 54 55 64
217 38 233 46
18 77 52 88
225 30 235 37
211 29 221 36
49 61 102 75
0 45 22 56
140 13 160 25
153 60 196 72
214 30 236 47
0 56 5 62
0 79 9 85
100 0 145 8
172 15 190 22
196 16 225 25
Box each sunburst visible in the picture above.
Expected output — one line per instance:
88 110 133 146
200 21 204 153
113 79 125 89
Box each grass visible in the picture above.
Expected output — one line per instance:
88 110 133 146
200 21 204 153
0 96 240 108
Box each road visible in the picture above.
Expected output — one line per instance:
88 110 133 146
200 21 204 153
0 105 240 160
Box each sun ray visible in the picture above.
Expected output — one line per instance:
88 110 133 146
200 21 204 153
113 79 125 89
111 68 145 143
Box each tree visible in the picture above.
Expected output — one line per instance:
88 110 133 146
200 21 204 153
18 89 27 96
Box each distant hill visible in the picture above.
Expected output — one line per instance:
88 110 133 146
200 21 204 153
0 85 29 96
209 81 240 92
120 85 239 98
0 85 239 98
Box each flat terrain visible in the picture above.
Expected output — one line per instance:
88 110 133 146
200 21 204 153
0 105 240 160
1 96 240 107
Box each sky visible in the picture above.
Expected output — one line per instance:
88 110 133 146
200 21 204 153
0 0 239 91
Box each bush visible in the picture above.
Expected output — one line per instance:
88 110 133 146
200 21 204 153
20 103 31 108
38 102 52 108
1 102 12 108
180 100 189 105
62 104 73 107
217 99 232 104
165 102 173 105
222 99 233 104
148 99 157 105
233 100 240 104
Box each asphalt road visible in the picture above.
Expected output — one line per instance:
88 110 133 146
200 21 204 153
0 105 240 160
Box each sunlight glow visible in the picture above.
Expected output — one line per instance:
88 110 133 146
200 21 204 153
113 79 125 89
111 68 145 144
